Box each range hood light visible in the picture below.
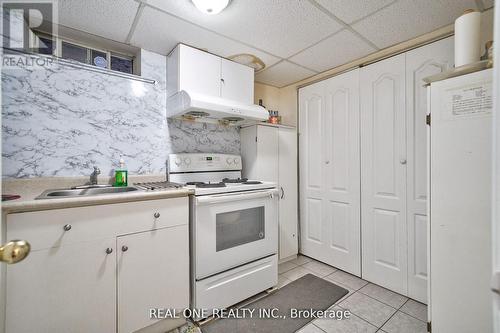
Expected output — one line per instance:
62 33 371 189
192 0 230 15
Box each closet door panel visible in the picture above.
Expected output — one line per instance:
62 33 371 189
323 69 361 275
299 83 326 259
405 36 454 303
361 53 407 294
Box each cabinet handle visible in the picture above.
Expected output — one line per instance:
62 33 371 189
280 187 285 199
63 224 72 231
400 159 407 165
121 245 128 252
154 212 160 218
105 248 113 254
221 78 225 83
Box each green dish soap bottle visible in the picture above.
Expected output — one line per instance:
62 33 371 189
114 157 128 187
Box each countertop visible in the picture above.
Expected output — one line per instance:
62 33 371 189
1 175 193 214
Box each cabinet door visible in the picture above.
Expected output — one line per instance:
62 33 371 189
221 59 254 104
256 125 279 182
278 127 298 259
178 45 221 97
117 226 189 333
6 238 116 333
360 54 407 294
298 82 326 260
405 37 454 304
323 69 361 276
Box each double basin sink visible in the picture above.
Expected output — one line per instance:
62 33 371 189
36 185 139 200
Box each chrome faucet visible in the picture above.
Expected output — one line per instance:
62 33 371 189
90 166 100 185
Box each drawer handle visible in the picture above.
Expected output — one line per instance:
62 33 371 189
121 245 128 252
63 224 72 231
105 248 113 254
154 212 160 218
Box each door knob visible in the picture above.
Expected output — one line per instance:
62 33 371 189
400 159 407 165
0 240 30 264
121 245 128 252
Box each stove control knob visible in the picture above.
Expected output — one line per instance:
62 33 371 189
184 157 191 165
226 157 233 165
175 158 182 166
233 158 239 164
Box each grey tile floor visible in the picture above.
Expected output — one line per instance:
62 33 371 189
284 255 428 333
173 254 428 333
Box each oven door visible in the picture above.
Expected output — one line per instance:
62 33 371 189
194 189 278 280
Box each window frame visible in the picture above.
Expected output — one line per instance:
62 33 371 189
31 31 135 74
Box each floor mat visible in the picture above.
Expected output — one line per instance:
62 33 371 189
201 274 349 333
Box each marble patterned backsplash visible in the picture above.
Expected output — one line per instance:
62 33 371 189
1 49 239 178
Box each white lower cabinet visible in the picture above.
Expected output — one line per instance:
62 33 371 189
117 226 189 333
6 238 116 333
298 37 453 301
241 124 298 261
4 197 189 333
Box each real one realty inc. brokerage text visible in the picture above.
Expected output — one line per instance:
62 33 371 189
149 308 352 320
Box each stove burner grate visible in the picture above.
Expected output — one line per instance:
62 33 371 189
186 182 227 188
222 177 248 183
134 181 183 191
243 181 263 185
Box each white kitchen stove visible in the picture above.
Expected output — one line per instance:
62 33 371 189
168 153 279 319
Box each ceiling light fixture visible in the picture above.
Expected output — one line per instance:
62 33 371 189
192 0 230 15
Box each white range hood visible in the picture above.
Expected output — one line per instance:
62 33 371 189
167 90 268 124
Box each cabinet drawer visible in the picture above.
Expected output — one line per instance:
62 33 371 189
7 197 188 251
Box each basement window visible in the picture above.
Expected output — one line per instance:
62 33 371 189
33 32 135 75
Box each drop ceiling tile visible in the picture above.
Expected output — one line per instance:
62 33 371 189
142 0 343 58
352 0 479 49
289 30 376 72
130 7 280 69
58 0 139 42
255 61 316 88
314 0 396 24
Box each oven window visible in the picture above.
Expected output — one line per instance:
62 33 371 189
216 206 265 252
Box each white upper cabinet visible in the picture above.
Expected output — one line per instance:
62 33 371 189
167 44 254 104
221 58 254 104
168 44 221 98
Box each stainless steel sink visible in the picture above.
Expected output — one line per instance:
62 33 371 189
36 186 140 199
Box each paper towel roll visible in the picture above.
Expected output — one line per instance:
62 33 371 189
455 10 481 67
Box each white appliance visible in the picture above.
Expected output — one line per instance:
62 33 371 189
167 91 268 124
428 68 493 332
168 153 278 318
167 44 268 124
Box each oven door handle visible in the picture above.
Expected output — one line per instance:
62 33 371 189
196 189 279 205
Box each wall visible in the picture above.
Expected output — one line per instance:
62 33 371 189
256 8 495 128
1 49 239 178
254 82 297 126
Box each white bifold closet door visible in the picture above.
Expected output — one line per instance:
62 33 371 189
299 69 361 276
360 54 408 294
405 37 454 303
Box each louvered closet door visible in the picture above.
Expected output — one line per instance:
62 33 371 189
360 53 407 294
405 37 454 303
299 82 326 259
322 69 361 275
